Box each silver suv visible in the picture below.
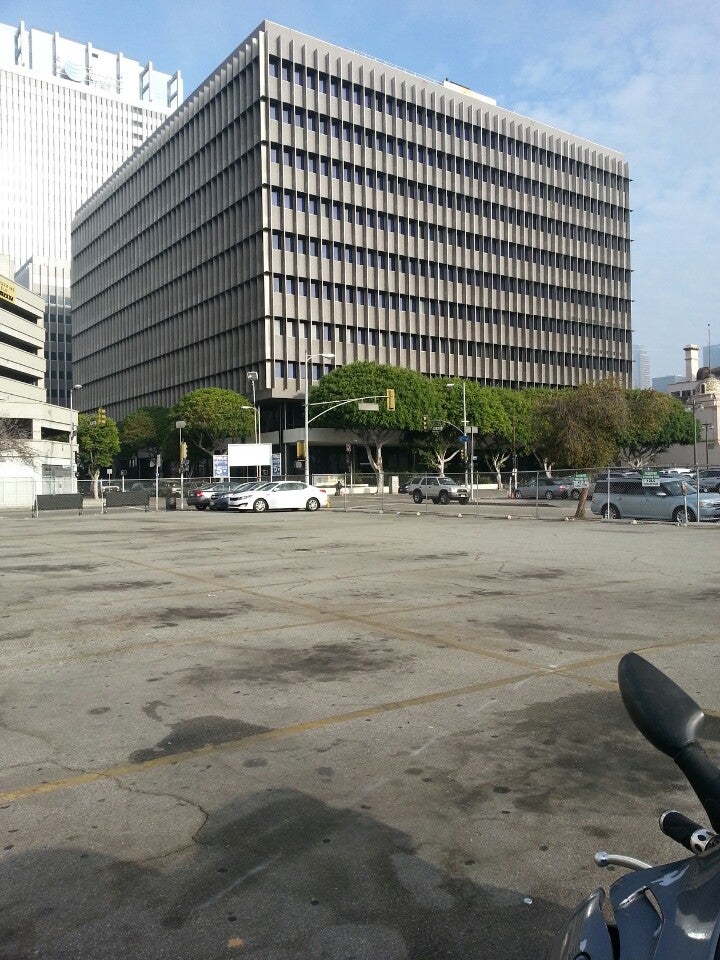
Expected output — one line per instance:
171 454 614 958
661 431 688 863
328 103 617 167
407 476 469 505
590 476 720 523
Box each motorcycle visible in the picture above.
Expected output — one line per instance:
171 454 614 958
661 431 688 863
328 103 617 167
547 652 720 959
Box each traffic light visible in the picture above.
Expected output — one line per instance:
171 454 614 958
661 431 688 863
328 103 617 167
385 388 396 411
422 414 428 430
96 407 106 426
179 441 187 461
296 440 306 458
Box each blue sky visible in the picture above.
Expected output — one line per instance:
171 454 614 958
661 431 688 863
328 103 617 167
3 0 718 378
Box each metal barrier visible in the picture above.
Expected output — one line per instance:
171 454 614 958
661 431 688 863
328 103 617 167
33 493 84 517
104 490 150 511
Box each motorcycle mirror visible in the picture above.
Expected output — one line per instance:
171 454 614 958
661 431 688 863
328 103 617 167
618 652 704 757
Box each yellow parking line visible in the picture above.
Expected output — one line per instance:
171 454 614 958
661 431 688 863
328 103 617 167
0 671 539 803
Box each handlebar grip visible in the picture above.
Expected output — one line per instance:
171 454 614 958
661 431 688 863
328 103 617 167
659 810 715 853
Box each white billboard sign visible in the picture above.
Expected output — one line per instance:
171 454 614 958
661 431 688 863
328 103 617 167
227 443 273 467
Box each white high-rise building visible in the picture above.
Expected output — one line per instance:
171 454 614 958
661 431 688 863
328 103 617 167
0 20 183 405
632 345 651 389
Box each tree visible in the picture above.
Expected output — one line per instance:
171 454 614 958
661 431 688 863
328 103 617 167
78 413 120 498
416 429 463 476
120 406 172 461
0 415 35 466
464 386 514 486
309 363 440 491
532 380 628 518
616 390 695 467
173 389 255 458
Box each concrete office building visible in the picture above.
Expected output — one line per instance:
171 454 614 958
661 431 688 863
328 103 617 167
71 21 632 470
14 258 72 407
0 271 76 506
0 19 183 406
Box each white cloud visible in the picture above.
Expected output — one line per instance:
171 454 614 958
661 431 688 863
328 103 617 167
502 0 720 375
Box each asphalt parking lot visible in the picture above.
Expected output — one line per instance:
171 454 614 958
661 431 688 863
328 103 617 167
1 505 719 959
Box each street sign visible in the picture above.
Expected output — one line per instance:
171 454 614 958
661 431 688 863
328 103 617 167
272 452 282 477
642 471 660 487
213 455 229 478
458 434 469 443
358 402 380 411
572 474 589 487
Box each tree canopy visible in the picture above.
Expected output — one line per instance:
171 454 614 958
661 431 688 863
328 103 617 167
119 406 172 458
0 415 35 465
616 390 695 467
78 413 120 496
173 389 255 456
310 362 440 486
532 380 628 470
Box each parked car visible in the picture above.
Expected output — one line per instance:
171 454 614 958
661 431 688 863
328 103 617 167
399 475 425 495
698 470 720 493
406 476 469 505
187 482 230 510
590 476 720 522
514 477 571 500
226 480 329 513
131 480 181 496
210 481 264 510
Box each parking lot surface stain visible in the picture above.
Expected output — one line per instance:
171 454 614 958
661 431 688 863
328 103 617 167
179 640 411 686
129 716 269 764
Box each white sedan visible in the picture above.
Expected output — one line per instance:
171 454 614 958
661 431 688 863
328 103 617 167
226 480 329 513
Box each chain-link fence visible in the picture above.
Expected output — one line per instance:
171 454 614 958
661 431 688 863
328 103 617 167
3 467 715 524
315 466 719 524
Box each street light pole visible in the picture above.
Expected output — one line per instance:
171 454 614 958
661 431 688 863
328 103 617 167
701 423 713 466
446 381 470 492
246 371 260 479
175 419 186 509
69 383 82 493
461 381 469 490
246 371 259 443
304 352 334 485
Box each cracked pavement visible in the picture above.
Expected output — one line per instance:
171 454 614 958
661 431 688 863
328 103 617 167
1 507 719 958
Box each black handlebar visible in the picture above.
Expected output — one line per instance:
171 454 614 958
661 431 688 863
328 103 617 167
660 810 716 853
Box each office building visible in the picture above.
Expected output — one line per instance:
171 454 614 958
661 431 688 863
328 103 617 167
0 19 183 405
14 258 72 406
651 374 681 393
71 21 632 469
632 345 650 389
0 271 76 505
702 343 720 369
652 345 719 468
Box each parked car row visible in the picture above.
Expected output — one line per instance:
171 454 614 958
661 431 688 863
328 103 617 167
590 475 720 522
187 480 329 513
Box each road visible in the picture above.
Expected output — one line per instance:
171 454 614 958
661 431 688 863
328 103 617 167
1 506 718 958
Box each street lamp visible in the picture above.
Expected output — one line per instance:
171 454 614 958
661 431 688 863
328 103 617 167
69 383 82 493
175 420 186 509
246 371 260 442
685 395 706 468
446 381 471 495
700 422 714 466
304 352 334 485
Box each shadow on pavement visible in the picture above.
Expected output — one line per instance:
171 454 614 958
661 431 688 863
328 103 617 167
0 788 565 960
